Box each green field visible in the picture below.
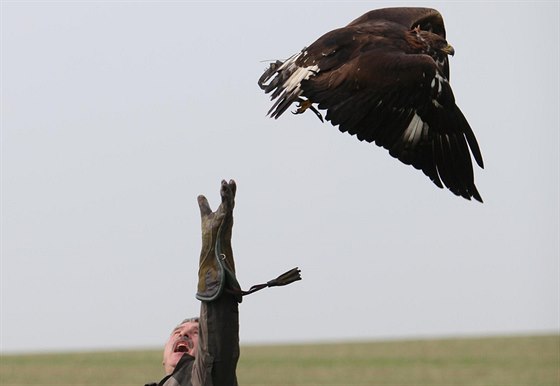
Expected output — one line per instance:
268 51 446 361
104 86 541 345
1 335 558 385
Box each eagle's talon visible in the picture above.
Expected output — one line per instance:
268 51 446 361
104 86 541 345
292 99 324 122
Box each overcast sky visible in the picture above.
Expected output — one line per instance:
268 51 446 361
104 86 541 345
1 1 558 353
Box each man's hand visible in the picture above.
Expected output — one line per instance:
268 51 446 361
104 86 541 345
196 180 237 301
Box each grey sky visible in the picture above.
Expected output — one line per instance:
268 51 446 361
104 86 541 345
1 1 558 353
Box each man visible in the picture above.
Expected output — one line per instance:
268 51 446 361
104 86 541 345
161 317 200 377
148 180 301 386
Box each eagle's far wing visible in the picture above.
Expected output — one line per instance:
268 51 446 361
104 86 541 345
348 7 447 37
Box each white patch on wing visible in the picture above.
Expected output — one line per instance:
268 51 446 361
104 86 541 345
403 112 429 147
432 73 448 95
436 73 446 92
430 72 449 109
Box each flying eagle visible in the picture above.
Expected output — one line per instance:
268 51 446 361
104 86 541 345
258 7 484 202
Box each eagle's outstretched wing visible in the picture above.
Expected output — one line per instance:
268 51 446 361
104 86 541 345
259 7 484 202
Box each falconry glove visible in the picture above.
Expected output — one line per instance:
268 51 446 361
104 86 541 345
196 180 301 303
196 179 238 302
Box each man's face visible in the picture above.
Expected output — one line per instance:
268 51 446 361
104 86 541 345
162 321 199 375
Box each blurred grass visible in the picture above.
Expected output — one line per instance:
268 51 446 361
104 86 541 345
1 335 558 385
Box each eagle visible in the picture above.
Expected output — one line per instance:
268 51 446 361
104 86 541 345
258 7 484 202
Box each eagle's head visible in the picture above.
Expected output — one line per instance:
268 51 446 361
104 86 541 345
406 26 454 71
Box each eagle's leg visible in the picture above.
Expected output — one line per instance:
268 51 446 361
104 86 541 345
292 98 324 122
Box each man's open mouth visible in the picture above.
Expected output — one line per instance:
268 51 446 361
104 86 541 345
173 339 192 353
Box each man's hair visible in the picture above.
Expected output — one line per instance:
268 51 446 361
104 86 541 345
176 317 199 328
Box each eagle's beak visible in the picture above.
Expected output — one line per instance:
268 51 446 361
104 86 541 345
442 44 455 56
